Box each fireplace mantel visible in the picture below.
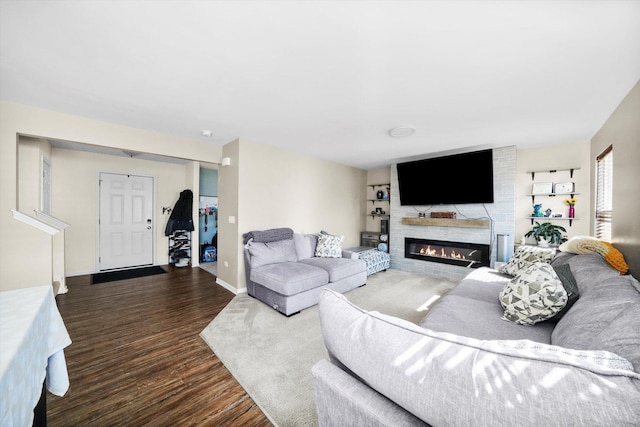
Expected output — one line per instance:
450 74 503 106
401 217 490 229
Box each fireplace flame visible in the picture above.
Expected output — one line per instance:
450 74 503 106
419 245 466 260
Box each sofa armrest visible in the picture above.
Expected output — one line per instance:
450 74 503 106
312 359 429 427
318 290 640 426
341 250 359 259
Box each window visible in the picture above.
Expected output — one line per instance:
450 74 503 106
595 145 613 241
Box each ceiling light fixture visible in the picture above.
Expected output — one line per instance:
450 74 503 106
387 126 416 138
201 130 213 137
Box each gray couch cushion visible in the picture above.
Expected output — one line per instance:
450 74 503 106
589 302 640 372
551 253 640 350
318 289 640 426
556 252 621 295
422 294 555 343
552 273 640 349
445 267 510 303
250 262 328 296
247 238 298 268
294 233 318 260
299 257 366 282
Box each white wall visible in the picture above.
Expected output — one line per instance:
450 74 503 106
591 79 640 276
51 148 192 275
516 140 591 242
216 138 366 292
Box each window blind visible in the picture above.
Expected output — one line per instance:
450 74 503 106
595 145 613 241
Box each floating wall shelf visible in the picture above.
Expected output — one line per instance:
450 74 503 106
401 217 490 229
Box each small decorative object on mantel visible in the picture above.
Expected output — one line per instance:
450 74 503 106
418 212 426 218
564 197 577 218
431 212 456 219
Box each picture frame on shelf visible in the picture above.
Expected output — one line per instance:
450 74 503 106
554 182 574 194
532 182 553 195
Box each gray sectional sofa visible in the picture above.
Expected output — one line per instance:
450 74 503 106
243 229 367 316
312 251 640 426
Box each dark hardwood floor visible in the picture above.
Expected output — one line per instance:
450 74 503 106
47 266 272 426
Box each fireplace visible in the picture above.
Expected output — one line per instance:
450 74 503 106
404 237 490 268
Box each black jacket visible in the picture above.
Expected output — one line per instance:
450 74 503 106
165 189 195 236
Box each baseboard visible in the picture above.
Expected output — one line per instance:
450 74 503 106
66 269 96 277
215 277 246 295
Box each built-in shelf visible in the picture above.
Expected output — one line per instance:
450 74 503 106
401 217 491 229
528 217 576 226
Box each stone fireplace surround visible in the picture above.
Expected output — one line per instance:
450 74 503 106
389 146 516 282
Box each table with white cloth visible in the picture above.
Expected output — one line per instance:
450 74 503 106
0 285 72 426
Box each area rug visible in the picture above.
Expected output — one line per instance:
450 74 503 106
91 265 167 284
200 269 456 426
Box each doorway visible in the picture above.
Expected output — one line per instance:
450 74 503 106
98 172 154 271
41 156 51 213
199 167 218 276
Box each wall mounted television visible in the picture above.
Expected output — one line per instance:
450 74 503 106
396 149 494 205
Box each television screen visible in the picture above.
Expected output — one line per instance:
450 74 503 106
397 149 494 205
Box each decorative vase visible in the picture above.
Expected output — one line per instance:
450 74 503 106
569 205 575 218
537 238 550 247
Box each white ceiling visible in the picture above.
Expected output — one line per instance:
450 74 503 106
1 1 639 170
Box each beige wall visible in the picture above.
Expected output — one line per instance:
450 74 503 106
216 138 366 292
591 80 640 276
217 140 241 291
51 148 192 275
0 101 221 291
516 141 592 242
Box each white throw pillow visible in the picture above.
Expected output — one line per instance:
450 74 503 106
315 233 344 258
559 235 599 254
499 262 568 325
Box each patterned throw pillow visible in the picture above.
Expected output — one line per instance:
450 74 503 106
315 233 344 258
499 262 568 325
500 245 556 277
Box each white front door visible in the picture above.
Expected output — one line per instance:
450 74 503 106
99 173 154 271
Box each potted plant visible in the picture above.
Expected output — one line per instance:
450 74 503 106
524 222 568 246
